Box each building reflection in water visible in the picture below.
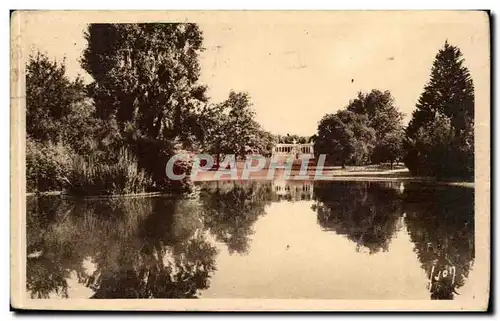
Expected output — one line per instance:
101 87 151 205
272 180 314 201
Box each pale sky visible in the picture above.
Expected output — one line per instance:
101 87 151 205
20 11 490 136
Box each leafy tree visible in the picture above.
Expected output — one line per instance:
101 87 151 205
59 99 103 155
346 90 405 164
255 130 277 157
405 114 457 178
347 90 403 139
313 90 403 168
26 52 95 192
81 23 208 183
372 131 404 168
404 41 474 179
196 103 228 165
223 91 263 157
26 52 86 143
81 23 207 141
314 110 376 167
200 91 268 163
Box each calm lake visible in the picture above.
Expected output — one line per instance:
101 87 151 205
26 180 474 300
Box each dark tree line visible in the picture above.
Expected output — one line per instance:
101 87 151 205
26 23 273 194
313 41 474 180
275 134 311 144
26 30 475 195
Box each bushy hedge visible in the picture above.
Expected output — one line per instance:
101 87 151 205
404 115 474 180
27 139 195 196
65 148 153 196
26 139 72 192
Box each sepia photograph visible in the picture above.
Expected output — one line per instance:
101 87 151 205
10 10 490 311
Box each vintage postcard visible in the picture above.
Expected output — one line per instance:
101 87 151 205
10 10 490 311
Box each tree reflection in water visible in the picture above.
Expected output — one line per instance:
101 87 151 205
403 183 474 300
26 196 217 299
198 181 274 255
312 181 404 254
26 181 475 300
27 196 82 298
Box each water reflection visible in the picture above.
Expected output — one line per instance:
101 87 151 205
199 181 274 254
27 196 217 298
272 180 314 201
26 180 475 300
27 196 81 298
403 183 475 300
312 181 404 254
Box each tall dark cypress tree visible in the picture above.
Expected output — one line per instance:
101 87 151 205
404 41 475 179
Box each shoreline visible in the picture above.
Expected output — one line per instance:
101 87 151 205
26 191 167 199
26 171 474 198
192 167 474 188
193 175 474 188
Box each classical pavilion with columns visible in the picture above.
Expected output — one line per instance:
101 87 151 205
272 140 314 161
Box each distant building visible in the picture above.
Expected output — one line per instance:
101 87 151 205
272 140 314 162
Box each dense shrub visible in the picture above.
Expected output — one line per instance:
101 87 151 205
65 148 153 196
404 115 473 179
26 139 72 192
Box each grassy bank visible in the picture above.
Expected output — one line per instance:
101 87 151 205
192 163 474 188
26 143 194 197
27 155 473 197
